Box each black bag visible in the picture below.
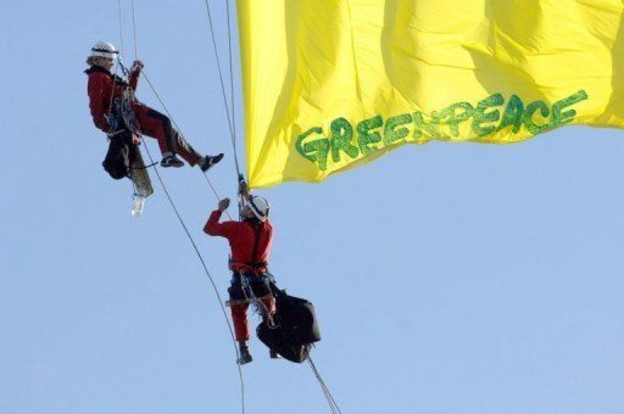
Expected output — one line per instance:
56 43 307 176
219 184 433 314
102 131 138 180
256 285 321 363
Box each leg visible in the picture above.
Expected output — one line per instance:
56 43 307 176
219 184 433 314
228 274 251 342
232 304 253 365
231 303 251 342
132 104 173 155
133 105 204 166
171 128 203 167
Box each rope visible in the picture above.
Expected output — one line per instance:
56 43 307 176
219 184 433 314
202 0 243 180
117 0 126 56
140 69 233 221
130 0 139 60
116 2 244 412
140 140 247 414
118 5 342 414
240 271 342 414
109 0 127 118
225 0 236 144
224 0 246 217
308 355 343 414
200 172 234 221
130 161 158 170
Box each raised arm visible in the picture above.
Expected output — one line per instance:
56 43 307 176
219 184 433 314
204 198 238 237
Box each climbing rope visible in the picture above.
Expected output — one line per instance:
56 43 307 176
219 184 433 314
200 3 345 413
240 272 342 413
115 1 245 412
118 0 235 213
138 69 233 220
130 0 139 60
202 0 243 180
308 355 342 414
115 2 344 414
225 0 236 143
140 138 246 414
116 0 126 56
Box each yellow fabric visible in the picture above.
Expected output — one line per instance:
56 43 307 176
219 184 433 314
237 0 624 188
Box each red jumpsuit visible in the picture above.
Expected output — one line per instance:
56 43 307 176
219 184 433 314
85 65 202 165
204 210 275 341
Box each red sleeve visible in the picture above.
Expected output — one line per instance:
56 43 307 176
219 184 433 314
259 220 273 262
204 210 239 239
129 70 140 91
87 72 110 131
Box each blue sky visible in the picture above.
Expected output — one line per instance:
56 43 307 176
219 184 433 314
2 1 623 413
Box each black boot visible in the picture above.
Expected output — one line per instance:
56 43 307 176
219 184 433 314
200 153 224 172
160 154 184 168
237 341 252 365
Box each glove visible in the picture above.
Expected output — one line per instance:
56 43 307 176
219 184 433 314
218 198 231 212
130 60 144 74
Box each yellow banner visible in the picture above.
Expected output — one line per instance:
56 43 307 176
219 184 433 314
237 0 624 188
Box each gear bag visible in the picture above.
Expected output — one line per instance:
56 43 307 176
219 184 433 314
102 131 139 179
256 283 321 363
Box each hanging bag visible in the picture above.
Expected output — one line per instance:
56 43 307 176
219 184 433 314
102 130 139 179
256 283 321 363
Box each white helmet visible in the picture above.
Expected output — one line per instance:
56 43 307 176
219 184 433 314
90 41 119 60
247 195 270 222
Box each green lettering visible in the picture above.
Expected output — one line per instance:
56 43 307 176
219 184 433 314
523 100 551 134
497 94 525 134
330 117 358 163
413 111 440 141
472 93 504 137
437 101 474 137
295 90 590 166
383 113 412 146
295 127 330 171
357 115 383 156
551 90 589 126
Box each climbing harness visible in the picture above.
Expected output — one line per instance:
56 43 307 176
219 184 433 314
237 271 277 329
226 216 277 328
